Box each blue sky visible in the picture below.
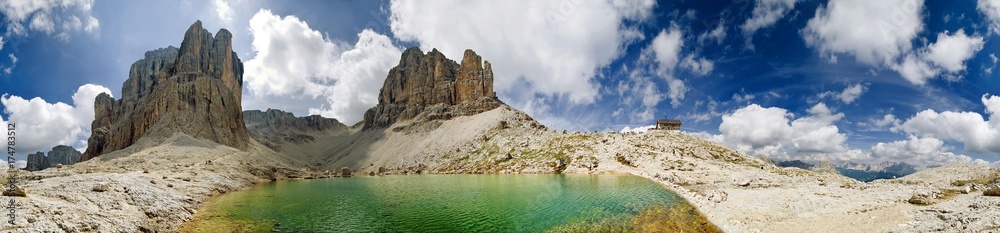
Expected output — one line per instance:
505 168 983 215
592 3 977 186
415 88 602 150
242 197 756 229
1 0 999 168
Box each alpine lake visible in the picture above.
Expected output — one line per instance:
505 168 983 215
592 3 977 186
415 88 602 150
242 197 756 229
180 174 719 232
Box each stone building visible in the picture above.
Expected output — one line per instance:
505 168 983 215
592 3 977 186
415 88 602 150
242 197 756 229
656 119 682 130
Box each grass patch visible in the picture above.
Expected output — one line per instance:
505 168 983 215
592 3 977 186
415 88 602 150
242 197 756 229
546 202 721 233
985 187 1000 197
951 172 1000 187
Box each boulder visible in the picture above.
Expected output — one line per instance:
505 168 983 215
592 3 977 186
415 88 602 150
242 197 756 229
909 190 940 205
2 186 26 197
91 182 110 192
82 21 250 161
362 47 503 130
707 190 728 203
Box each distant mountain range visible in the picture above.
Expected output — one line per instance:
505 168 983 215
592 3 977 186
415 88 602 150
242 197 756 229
774 160 918 182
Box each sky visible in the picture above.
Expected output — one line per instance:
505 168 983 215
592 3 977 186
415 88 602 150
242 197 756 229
1 0 999 169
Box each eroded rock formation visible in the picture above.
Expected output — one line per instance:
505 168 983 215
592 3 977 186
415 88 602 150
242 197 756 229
47 145 81 167
26 152 46 171
24 145 82 171
82 21 249 161
243 109 348 150
363 48 502 129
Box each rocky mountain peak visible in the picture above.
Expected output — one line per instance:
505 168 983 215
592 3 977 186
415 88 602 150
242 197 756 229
362 47 501 130
82 20 249 161
24 145 82 171
243 109 349 150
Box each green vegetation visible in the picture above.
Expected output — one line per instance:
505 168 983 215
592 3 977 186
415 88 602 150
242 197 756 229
951 172 999 187
547 202 721 233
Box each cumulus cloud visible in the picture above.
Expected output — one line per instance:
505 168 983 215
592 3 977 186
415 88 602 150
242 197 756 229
742 0 800 34
894 94 1000 155
0 0 100 36
817 83 868 104
635 26 713 107
681 56 714 76
620 125 655 133
871 135 990 167
979 0 1000 34
213 0 234 25
921 30 985 73
694 103 869 162
389 0 656 105
802 0 923 66
0 84 111 156
244 9 402 124
802 0 985 85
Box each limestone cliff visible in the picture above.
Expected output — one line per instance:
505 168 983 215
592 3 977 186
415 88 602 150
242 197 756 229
82 21 249 161
362 48 502 129
243 109 348 150
26 152 47 171
24 145 82 171
46 145 81 167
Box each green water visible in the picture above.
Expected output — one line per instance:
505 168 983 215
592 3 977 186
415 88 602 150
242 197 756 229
198 174 691 232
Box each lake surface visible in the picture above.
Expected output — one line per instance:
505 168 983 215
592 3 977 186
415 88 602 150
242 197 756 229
184 174 715 232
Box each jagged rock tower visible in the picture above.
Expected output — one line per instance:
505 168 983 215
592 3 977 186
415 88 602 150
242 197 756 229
82 21 249 161
362 47 503 129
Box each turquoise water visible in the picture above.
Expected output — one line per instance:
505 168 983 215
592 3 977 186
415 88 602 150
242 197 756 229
197 174 689 232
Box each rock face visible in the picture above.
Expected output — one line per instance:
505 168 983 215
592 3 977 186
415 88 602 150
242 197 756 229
47 145 81 167
362 47 502 129
82 21 249 161
26 152 47 171
810 161 840 174
243 109 348 150
24 145 83 171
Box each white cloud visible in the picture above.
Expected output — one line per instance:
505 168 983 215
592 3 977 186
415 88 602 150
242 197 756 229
895 94 1000 155
681 56 714 76
891 30 985 84
802 0 985 85
802 0 924 66
979 0 1000 34
817 83 868 104
873 113 901 129
213 0 234 25
610 0 656 21
0 84 111 158
3 53 17 75
0 160 27 169
0 0 99 36
922 30 984 73
742 0 800 34
83 15 98 34
389 0 655 105
695 103 864 161
642 26 704 107
871 135 990 167
698 21 727 45
615 64 663 122
620 125 655 133
651 27 684 73
244 9 402 124
28 12 54 34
